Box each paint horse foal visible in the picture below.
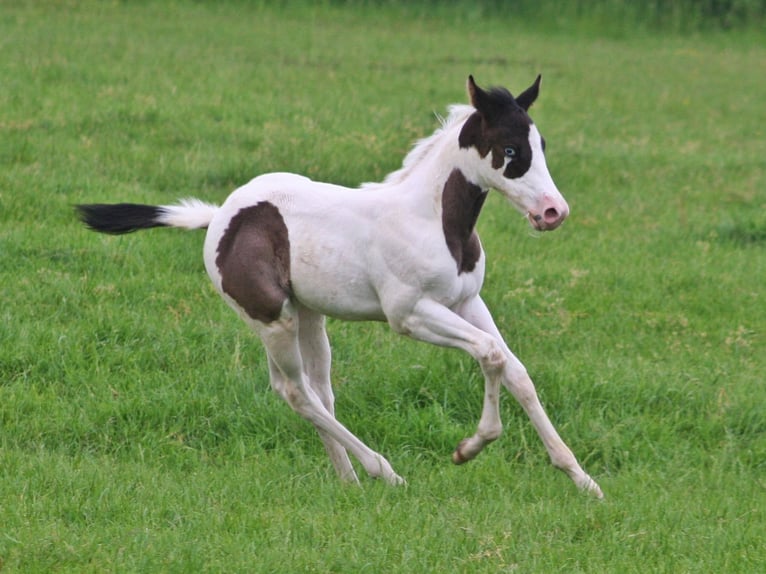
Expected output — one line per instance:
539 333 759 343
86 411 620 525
79 77 603 497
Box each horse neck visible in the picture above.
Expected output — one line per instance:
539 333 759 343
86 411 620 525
375 110 482 208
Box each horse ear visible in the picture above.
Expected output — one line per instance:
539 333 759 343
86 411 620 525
467 75 493 117
516 74 542 111
460 77 491 154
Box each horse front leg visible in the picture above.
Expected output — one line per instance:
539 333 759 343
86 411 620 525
391 298 507 463
457 296 604 498
449 325 503 464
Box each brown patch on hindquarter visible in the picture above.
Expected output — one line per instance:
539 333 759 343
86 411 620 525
442 169 487 274
216 202 291 323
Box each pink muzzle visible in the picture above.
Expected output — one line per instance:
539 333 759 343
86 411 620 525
527 197 569 231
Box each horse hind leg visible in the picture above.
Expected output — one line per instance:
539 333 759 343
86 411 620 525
265 355 358 483
295 306 358 483
258 303 403 485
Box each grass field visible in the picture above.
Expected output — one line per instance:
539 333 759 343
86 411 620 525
1 1 765 572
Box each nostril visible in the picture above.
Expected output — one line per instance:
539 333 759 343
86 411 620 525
544 207 560 223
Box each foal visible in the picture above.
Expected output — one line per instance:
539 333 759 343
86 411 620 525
79 76 603 498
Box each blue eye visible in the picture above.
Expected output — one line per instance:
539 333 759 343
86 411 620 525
504 146 518 159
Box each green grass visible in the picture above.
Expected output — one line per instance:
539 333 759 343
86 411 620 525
1 1 765 572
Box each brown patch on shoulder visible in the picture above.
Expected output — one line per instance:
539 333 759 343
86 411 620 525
215 202 291 323
441 169 487 274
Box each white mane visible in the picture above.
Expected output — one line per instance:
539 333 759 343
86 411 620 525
362 104 475 189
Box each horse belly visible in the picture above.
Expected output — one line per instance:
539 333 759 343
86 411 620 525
289 234 386 321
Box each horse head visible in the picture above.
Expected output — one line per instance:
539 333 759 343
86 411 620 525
458 75 569 231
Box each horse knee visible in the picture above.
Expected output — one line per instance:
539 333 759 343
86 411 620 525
478 339 507 375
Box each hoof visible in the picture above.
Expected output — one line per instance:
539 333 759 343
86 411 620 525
339 470 361 485
451 439 473 465
580 475 604 499
386 473 407 486
588 482 605 499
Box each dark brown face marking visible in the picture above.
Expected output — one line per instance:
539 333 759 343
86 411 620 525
215 202 291 323
458 76 539 180
442 169 487 274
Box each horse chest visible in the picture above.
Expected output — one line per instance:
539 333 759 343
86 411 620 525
425 251 486 306
373 230 486 312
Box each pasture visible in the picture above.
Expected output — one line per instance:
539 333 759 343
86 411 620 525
1 1 764 571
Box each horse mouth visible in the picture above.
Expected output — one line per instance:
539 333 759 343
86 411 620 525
527 210 566 231
527 212 547 231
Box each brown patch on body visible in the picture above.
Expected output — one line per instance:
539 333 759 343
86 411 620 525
441 169 487 274
215 202 291 323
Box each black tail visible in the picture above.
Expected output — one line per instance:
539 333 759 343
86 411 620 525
76 203 167 235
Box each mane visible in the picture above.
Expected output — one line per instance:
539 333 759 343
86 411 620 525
362 104 476 189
